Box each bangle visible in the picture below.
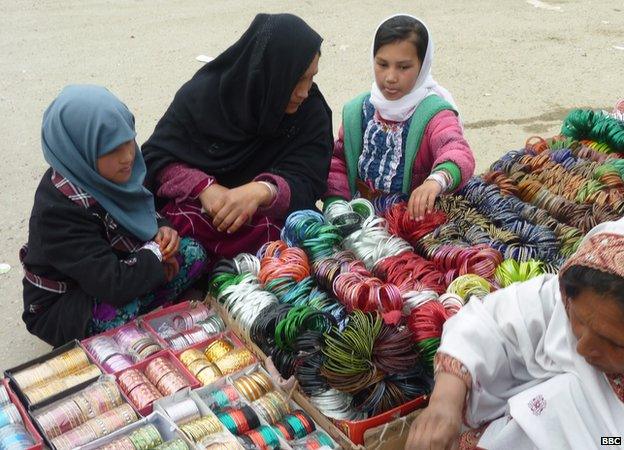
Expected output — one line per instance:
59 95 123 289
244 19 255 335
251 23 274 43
257 181 278 202
140 241 162 262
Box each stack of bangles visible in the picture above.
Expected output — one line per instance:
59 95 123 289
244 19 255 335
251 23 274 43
159 398 201 425
33 380 123 439
291 431 335 449
50 404 137 449
179 415 223 443
200 385 240 413
100 423 163 450
0 424 35 450
179 349 222 386
114 325 163 361
272 410 316 441
252 391 291 425
216 405 260 435
84 336 134 372
232 371 273 402
240 425 282 449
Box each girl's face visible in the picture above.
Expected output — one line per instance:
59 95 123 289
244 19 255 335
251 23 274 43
97 140 136 184
285 53 320 114
567 288 624 374
374 39 422 101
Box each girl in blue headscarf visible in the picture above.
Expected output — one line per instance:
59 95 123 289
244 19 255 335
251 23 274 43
20 85 208 346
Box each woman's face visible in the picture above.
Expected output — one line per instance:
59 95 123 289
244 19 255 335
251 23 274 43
97 140 136 184
568 288 624 374
285 53 320 114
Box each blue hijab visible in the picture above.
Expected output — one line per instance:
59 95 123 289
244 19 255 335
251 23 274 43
42 85 157 241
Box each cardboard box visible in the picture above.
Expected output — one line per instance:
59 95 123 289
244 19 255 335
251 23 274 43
206 295 428 449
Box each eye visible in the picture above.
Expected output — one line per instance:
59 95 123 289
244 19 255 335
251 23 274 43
400 65 412 70
377 61 388 68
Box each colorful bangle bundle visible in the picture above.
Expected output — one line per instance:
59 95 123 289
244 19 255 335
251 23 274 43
216 405 260 435
114 325 163 361
85 336 134 372
12 347 90 390
240 424 281 449
272 410 316 441
50 403 137 450
33 380 123 439
179 348 222 386
199 385 240 413
100 423 163 450
291 431 335 450
179 415 223 443
159 398 201 425
144 357 191 396
0 423 35 450
252 391 291 424
118 369 162 410
13 347 102 405
233 371 273 402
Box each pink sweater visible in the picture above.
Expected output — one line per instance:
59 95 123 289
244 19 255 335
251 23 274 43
325 109 475 199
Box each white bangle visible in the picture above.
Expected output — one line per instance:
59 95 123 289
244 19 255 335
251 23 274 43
140 241 162 262
257 181 277 200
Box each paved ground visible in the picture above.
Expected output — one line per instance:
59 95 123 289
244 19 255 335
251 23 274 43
0 0 622 370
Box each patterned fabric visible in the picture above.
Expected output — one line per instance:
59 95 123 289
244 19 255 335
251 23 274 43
559 233 624 281
458 424 487 450
52 169 97 208
606 373 624 403
434 352 472 389
160 197 282 264
357 98 409 193
88 237 207 334
52 169 144 253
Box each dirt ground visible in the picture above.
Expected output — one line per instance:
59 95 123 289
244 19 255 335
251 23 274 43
0 0 622 370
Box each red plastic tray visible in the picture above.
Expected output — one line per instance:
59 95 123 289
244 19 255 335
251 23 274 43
81 320 168 374
2 378 44 450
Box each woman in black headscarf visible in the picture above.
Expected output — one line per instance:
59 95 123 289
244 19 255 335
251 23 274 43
143 13 333 260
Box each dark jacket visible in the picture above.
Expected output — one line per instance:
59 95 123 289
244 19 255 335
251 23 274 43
22 169 166 346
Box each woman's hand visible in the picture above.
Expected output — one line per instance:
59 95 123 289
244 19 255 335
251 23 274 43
211 182 273 234
408 179 442 220
198 183 230 217
162 256 180 283
155 226 180 260
405 373 467 450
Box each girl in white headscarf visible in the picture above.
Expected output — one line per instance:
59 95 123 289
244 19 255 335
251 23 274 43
406 218 624 449
325 14 475 219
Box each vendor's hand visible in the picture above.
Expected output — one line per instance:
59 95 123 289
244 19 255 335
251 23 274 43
162 256 180 283
155 226 180 260
408 179 442 220
265 357 297 391
405 373 466 450
405 400 462 450
198 183 229 218
211 182 272 234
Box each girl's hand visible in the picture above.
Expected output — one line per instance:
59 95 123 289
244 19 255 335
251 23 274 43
198 183 229 218
408 179 442 220
211 182 273 234
155 226 180 260
162 256 180 283
405 373 466 450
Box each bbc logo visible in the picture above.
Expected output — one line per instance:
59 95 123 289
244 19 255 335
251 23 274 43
601 437 622 446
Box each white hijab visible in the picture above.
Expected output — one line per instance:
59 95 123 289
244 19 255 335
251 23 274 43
370 14 458 122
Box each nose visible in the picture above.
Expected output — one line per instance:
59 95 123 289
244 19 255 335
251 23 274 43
296 85 310 102
385 69 398 84
576 332 602 360
121 143 135 163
